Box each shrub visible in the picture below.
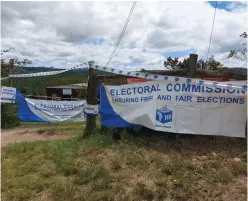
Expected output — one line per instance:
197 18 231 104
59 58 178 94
1 103 20 129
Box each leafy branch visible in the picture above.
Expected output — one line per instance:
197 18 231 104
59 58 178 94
228 32 247 61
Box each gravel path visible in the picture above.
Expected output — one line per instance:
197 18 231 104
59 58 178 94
1 128 72 147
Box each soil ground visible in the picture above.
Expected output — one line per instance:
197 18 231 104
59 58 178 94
1 128 73 147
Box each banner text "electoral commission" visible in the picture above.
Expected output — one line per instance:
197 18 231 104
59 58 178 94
110 84 246 96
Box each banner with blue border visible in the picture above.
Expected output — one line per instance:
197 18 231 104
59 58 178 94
100 80 247 138
92 65 247 90
15 90 86 122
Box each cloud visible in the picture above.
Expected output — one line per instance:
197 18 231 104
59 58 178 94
1 1 247 70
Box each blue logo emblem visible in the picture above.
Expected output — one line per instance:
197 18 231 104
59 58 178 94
175 77 180 82
154 75 158 79
111 69 115 72
212 82 218 87
164 76 168 80
199 80 204 85
103 67 107 70
127 72 131 75
136 73 139 76
119 70 123 74
186 78 191 83
156 105 172 124
95 66 99 68
242 85 247 91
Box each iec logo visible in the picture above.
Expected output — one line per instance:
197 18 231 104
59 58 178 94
156 105 172 124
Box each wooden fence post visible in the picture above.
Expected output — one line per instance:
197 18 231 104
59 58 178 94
8 59 14 87
187 54 198 78
83 61 97 137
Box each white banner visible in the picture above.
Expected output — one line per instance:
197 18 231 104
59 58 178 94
22 98 86 122
100 80 247 138
8 65 89 78
9 69 67 78
92 65 248 89
1 86 16 103
84 103 99 115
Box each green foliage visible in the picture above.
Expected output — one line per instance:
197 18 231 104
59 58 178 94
207 55 224 70
228 31 247 61
1 103 20 129
164 56 224 70
164 57 180 69
2 75 88 95
1 48 32 77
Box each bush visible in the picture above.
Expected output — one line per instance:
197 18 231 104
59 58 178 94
1 103 20 129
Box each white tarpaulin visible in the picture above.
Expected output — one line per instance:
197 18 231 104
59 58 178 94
17 97 86 122
84 103 99 115
100 80 247 138
1 86 16 103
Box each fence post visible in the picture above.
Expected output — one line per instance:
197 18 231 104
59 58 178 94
83 61 97 137
8 59 14 87
187 54 198 78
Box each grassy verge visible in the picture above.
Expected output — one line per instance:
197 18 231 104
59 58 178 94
18 122 85 136
2 128 247 201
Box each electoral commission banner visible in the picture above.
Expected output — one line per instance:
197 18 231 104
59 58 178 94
15 90 86 122
100 80 247 138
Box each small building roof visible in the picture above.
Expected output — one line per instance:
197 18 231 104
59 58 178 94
46 83 87 89
70 83 88 87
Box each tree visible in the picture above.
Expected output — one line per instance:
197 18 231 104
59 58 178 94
178 58 189 69
164 57 180 70
228 31 247 61
206 55 224 70
164 56 223 70
197 59 206 69
1 48 32 77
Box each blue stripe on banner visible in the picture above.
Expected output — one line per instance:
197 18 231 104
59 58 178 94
99 85 138 128
15 90 49 122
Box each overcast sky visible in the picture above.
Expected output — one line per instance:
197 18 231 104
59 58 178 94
1 1 247 70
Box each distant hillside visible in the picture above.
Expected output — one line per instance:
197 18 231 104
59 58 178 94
62 68 114 76
21 67 64 73
228 67 247 76
2 75 88 95
2 66 114 96
10 66 113 76
1 65 64 77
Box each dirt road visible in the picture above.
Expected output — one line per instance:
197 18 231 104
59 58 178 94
1 128 72 147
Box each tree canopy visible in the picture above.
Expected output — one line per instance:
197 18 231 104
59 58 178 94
228 31 247 62
1 48 32 77
164 55 223 70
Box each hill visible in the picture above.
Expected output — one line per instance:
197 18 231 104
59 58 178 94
2 75 88 95
14 65 113 75
2 66 114 96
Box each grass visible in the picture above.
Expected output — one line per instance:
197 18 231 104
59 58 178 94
1 126 247 201
20 122 85 136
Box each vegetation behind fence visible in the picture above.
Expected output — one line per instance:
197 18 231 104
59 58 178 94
1 103 20 129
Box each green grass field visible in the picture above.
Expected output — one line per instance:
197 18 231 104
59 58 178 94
1 122 247 201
